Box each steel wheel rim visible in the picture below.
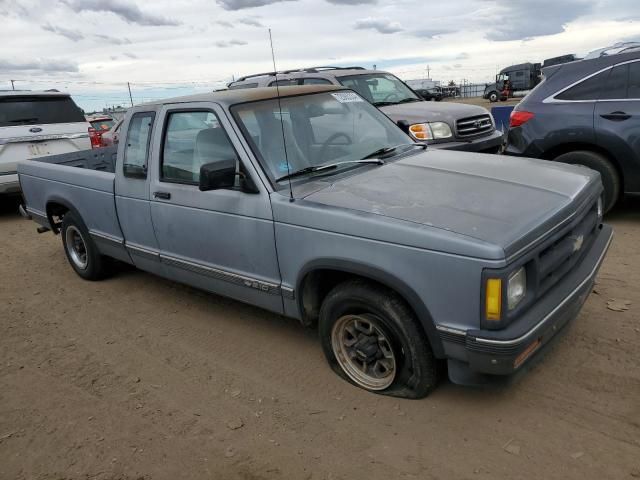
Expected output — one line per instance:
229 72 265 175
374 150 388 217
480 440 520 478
65 225 88 270
331 314 397 390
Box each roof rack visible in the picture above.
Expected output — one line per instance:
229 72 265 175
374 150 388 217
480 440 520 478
585 41 640 59
233 66 366 83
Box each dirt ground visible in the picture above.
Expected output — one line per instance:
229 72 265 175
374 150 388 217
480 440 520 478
1 195 639 480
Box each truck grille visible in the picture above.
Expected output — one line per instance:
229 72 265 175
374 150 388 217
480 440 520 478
456 114 493 137
535 202 599 296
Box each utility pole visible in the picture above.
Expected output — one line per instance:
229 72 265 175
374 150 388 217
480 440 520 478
426 65 430 79
10 80 15 90
127 82 133 107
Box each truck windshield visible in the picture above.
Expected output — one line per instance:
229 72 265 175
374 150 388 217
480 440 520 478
231 90 412 183
336 73 421 106
0 96 86 127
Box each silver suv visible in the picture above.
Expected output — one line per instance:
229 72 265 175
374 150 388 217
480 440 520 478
228 67 503 153
0 91 91 196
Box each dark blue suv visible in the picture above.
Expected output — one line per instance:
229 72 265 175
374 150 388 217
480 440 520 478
505 45 640 212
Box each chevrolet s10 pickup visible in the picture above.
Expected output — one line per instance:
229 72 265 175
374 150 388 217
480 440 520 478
18 85 613 397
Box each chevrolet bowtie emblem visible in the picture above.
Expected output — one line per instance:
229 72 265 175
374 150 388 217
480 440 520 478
570 234 584 253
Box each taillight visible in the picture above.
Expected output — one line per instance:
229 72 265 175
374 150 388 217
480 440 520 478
88 127 102 149
509 110 535 128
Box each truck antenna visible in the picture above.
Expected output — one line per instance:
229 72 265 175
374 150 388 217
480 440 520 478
268 28 294 203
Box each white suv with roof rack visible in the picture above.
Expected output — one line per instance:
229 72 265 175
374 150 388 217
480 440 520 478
0 91 91 196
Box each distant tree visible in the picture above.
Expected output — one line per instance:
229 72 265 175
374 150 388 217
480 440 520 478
448 80 456 87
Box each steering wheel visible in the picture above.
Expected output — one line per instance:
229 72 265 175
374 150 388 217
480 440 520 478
382 92 401 103
317 132 352 163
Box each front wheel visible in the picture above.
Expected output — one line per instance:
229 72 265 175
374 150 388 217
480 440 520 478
488 91 498 102
319 280 439 398
61 211 108 280
554 150 621 213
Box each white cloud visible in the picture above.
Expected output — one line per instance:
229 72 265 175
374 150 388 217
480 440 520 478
354 17 403 34
0 0 637 111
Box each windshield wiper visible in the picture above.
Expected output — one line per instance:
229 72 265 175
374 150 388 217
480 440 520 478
276 159 385 182
396 97 422 104
360 143 427 160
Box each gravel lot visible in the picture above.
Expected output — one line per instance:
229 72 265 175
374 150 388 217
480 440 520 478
1 195 639 480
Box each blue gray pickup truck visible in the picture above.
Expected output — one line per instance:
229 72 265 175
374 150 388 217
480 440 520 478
18 85 613 397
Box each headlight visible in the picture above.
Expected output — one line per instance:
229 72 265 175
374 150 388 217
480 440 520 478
507 267 526 310
408 122 453 141
409 123 432 141
429 122 453 139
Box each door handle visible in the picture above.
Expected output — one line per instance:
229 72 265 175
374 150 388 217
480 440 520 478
153 191 171 200
600 111 631 121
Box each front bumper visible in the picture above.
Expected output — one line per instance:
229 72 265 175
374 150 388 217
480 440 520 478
428 129 504 153
441 223 613 384
0 172 20 195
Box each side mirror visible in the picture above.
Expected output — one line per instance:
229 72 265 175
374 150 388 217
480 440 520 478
199 160 236 191
396 120 410 134
199 160 260 193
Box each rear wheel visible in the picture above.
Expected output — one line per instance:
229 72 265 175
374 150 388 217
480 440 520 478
554 150 621 213
61 211 108 280
319 280 439 398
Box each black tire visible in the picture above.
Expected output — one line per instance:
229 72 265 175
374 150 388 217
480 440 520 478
554 150 620 213
61 211 107 280
488 91 498 102
318 280 439 398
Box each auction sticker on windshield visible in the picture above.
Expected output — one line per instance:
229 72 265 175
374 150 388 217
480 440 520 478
331 92 363 103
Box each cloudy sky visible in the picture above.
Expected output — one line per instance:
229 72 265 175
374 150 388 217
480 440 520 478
1 0 638 111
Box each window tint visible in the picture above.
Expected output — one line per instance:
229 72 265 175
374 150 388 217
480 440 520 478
628 61 640 98
600 64 628 100
90 119 115 130
303 78 332 85
555 69 609 101
269 79 297 87
123 112 154 178
229 83 258 89
162 111 237 184
337 73 419 105
0 95 85 127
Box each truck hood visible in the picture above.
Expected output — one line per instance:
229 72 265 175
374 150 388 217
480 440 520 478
379 101 490 126
301 150 599 257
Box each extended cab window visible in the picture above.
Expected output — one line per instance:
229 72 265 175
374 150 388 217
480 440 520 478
123 112 155 178
555 69 609 101
161 111 238 184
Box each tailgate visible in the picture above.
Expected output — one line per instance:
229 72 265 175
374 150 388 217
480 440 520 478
0 123 91 174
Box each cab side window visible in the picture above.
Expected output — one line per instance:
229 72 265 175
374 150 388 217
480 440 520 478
161 111 238 184
123 112 155 178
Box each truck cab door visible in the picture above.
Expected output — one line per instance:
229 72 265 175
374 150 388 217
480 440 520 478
114 109 165 275
594 60 640 192
148 103 283 314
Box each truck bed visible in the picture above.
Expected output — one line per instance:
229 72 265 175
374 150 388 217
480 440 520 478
32 146 117 172
17 146 127 261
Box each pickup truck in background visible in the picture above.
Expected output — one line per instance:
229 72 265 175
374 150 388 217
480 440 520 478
18 85 612 397
1 91 91 196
